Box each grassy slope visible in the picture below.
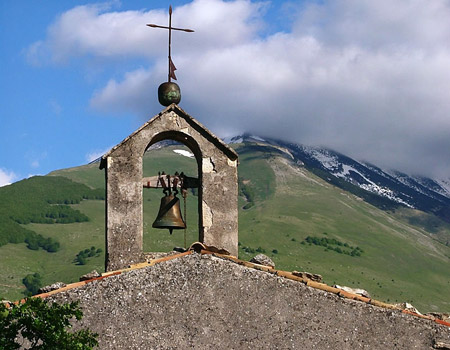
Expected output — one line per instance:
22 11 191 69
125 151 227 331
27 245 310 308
236 145 450 312
49 147 200 252
0 199 105 301
0 147 199 301
1 144 449 312
48 162 105 190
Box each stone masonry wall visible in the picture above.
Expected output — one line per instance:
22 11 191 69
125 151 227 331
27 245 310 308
50 254 450 349
102 105 238 271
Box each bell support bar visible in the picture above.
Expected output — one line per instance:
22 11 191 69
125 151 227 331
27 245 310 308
142 173 199 189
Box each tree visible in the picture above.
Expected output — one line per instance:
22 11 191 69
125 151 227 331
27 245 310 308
22 273 42 296
0 297 98 349
76 255 87 265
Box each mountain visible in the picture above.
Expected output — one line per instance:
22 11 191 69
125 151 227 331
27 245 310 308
229 134 450 245
0 141 449 313
230 134 450 211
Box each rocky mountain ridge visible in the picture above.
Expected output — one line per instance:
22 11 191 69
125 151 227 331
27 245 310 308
227 134 450 223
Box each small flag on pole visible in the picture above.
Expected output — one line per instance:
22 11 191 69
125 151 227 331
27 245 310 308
169 57 177 80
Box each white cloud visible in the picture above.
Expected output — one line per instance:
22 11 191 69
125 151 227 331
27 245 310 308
29 0 450 178
31 3 157 63
293 0 450 51
27 0 263 64
0 168 17 187
90 68 158 115
86 146 113 162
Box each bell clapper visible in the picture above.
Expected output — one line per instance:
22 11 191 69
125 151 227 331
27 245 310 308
167 174 172 196
182 187 188 249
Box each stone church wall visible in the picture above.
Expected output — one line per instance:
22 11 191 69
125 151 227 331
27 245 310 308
49 254 450 349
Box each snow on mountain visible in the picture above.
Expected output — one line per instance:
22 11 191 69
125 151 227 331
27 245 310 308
301 147 340 171
298 146 414 207
225 134 265 144
173 149 194 158
222 136 242 144
436 178 450 197
249 135 266 142
412 176 450 199
384 170 431 196
226 134 450 220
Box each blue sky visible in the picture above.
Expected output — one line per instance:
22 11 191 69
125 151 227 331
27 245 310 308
1 0 196 184
1 0 450 186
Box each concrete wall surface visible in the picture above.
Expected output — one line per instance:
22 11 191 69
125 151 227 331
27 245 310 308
50 253 450 350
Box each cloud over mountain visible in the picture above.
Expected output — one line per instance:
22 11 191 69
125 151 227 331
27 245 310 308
0 168 17 187
27 0 450 178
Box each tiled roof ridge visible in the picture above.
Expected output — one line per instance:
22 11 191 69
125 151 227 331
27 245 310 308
8 248 450 329
8 251 193 305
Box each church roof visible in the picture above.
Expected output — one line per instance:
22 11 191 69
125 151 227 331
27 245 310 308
9 247 450 348
34 248 450 314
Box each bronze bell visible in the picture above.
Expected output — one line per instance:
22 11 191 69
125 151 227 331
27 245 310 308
152 194 186 234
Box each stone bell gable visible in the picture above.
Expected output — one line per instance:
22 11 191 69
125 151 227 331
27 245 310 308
100 104 239 271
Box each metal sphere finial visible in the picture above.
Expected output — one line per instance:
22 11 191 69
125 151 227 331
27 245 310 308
147 5 194 107
158 82 181 106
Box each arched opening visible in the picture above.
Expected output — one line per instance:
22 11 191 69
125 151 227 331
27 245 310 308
102 105 239 271
142 131 202 253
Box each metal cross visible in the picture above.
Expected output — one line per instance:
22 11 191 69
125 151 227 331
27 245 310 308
147 5 194 82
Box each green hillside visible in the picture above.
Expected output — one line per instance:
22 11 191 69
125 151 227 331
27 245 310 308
236 144 450 312
0 144 449 313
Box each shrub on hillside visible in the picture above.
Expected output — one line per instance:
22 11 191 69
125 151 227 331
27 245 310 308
303 235 363 257
75 246 102 265
25 234 60 253
22 273 42 296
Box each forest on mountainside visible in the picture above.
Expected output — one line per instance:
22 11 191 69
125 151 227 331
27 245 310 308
0 176 104 251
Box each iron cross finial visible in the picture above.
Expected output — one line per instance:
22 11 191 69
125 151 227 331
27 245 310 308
147 5 194 82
